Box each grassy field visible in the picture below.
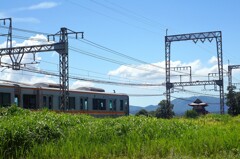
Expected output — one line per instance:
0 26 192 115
0 106 240 159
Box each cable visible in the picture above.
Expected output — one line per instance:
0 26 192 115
2 26 193 76
174 87 219 97
1 26 234 83
170 95 220 105
69 46 166 75
0 25 49 35
19 66 165 87
89 0 166 32
104 0 168 31
65 0 162 35
128 94 165 97
79 38 192 75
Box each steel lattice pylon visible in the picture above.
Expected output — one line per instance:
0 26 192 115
0 18 84 110
228 65 240 89
165 31 224 114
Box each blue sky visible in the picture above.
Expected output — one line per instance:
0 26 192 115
1 0 240 106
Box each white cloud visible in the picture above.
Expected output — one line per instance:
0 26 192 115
208 56 218 64
108 61 166 81
0 34 56 84
15 34 48 47
70 80 94 89
107 59 231 83
18 2 60 11
29 2 60 10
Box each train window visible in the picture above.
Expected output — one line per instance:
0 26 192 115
14 95 19 106
23 95 37 109
109 100 116 111
109 100 112 110
84 99 88 110
0 93 11 107
93 98 106 110
69 97 75 110
120 100 124 111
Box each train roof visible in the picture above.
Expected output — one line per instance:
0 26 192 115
0 82 33 88
0 82 128 96
33 83 60 88
76 87 105 92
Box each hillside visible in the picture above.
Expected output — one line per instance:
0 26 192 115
130 96 228 115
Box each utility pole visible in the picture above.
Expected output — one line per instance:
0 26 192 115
0 18 84 110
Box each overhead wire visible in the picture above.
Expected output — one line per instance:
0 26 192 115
89 0 167 32
1 25 193 76
1 21 237 99
170 95 220 105
0 57 164 88
174 87 219 97
104 0 169 31
65 0 163 35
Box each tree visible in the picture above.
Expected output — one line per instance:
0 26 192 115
135 109 149 116
226 86 240 116
234 92 240 115
184 110 199 118
155 100 174 119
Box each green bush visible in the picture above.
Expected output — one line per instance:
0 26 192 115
184 109 199 118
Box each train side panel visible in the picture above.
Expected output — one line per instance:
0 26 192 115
0 83 129 117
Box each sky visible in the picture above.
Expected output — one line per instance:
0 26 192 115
0 0 240 107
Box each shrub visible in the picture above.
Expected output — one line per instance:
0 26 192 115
184 109 199 118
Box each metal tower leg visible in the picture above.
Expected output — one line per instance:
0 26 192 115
165 41 172 107
59 28 69 110
216 32 224 114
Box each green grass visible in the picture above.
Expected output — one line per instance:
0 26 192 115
0 106 240 158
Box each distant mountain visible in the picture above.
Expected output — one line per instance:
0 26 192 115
129 105 158 115
129 105 142 115
130 96 228 116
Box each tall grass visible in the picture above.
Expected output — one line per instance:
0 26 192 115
0 106 240 158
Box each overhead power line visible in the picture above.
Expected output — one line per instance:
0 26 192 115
170 95 220 105
174 87 219 97
20 66 165 87
2 26 193 76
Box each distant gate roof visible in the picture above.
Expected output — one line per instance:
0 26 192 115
188 98 208 106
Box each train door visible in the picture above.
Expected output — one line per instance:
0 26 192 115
109 99 116 111
42 95 53 109
14 84 21 107
69 97 75 110
120 100 124 111
120 98 129 115
23 94 37 109
80 97 88 111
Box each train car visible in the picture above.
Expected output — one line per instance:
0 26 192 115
0 82 129 117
